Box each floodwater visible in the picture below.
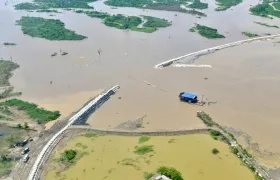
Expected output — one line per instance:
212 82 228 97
45 135 255 180
1 0 280 171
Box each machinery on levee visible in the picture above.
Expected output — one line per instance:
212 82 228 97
179 92 198 103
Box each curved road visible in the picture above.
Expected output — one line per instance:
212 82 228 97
24 85 120 180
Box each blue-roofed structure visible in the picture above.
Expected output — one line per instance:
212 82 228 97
179 92 198 103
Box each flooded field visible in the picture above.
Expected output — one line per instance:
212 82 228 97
1 0 280 174
89 39 280 169
45 134 255 180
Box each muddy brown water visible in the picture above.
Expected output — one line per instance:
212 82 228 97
1 0 280 171
45 135 255 180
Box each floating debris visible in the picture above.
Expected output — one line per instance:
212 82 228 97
98 49 102 55
51 52 57 57
3 42 16 46
61 51 68 56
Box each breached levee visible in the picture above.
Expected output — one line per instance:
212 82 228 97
27 85 120 180
154 34 280 69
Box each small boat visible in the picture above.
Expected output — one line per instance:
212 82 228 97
51 52 57 57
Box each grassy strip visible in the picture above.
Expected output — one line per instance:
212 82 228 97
104 0 207 16
242 32 259 37
254 21 279 28
36 9 59 13
215 0 242 11
0 99 60 124
190 24 225 39
16 16 87 40
250 3 280 18
197 111 268 180
187 0 208 9
15 0 95 10
0 60 19 87
196 111 216 126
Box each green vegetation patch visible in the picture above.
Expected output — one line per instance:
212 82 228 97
60 149 77 162
273 2 280 10
144 172 154 180
0 106 13 116
215 0 242 11
209 129 221 137
15 0 95 10
75 143 88 149
197 111 216 126
15 3 46 10
157 166 183 180
139 136 151 143
0 99 60 124
104 0 207 16
242 32 259 37
250 3 280 18
84 133 99 138
212 148 220 154
0 152 14 177
16 16 87 40
36 9 59 13
75 10 110 19
134 145 154 155
103 14 169 33
239 145 253 158
75 11 171 33
120 158 141 170
190 24 225 39
0 60 19 87
103 14 141 29
143 16 171 28
254 21 279 28
76 12 149 32
188 0 208 9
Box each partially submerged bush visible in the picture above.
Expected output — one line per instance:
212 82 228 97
212 148 220 154
139 136 150 143
134 145 154 155
60 149 77 162
157 166 183 180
